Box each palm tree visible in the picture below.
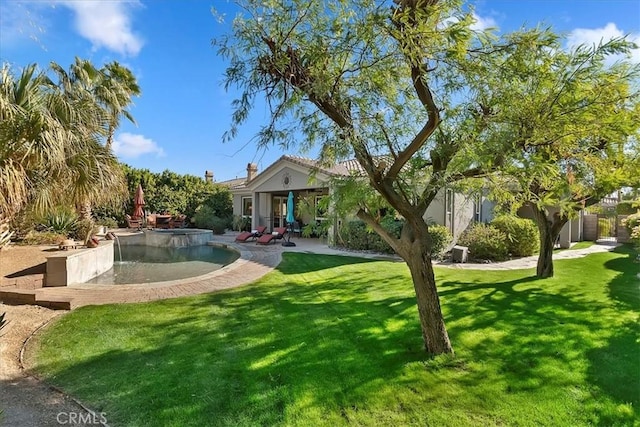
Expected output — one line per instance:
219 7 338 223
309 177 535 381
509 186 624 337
101 61 141 151
0 61 127 227
50 59 129 220
0 63 68 221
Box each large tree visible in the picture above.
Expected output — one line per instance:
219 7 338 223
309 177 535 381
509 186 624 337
49 58 137 220
480 37 640 278
216 0 565 354
0 62 126 225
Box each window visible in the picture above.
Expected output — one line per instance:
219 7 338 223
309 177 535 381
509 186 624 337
445 189 454 232
473 195 482 222
242 197 252 217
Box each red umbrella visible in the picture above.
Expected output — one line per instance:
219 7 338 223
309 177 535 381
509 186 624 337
133 184 145 219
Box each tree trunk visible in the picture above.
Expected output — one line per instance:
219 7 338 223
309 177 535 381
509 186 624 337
76 201 93 222
357 211 454 356
105 127 114 151
532 205 569 278
536 220 555 278
403 238 454 355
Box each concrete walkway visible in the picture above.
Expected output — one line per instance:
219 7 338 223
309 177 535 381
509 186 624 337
436 241 621 270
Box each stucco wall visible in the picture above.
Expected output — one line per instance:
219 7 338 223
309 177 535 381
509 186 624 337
425 190 446 225
253 166 326 193
452 193 476 244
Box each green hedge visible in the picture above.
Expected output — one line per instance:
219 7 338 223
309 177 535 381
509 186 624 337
458 223 509 261
337 219 452 256
491 214 539 257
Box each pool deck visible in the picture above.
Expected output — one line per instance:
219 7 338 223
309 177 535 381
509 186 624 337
0 231 620 310
0 231 387 310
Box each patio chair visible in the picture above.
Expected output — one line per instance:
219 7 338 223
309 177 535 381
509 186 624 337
291 221 302 237
146 214 157 229
256 227 287 245
235 225 267 242
125 214 142 230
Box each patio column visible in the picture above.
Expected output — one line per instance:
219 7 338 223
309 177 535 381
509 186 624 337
252 192 261 230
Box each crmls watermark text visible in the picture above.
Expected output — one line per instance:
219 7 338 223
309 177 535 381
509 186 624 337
56 411 107 425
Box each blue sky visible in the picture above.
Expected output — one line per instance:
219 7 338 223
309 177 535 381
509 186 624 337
1 0 639 182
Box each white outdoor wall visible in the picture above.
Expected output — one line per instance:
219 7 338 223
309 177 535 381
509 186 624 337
452 193 475 244
424 189 446 225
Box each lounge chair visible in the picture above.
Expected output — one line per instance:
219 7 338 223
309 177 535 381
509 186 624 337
256 227 287 245
235 226 267 242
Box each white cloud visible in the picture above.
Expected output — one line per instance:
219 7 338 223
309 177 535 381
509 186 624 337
470 12 497 32
567 23 640 63
112 133 165 158
61 0 144 56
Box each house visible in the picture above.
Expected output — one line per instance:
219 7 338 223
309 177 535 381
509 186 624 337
217 155 486 245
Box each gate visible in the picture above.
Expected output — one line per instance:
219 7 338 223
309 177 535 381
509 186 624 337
596 214 617 241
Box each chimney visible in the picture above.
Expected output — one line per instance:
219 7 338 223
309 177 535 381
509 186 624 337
205 170 214 183
246 163 258 182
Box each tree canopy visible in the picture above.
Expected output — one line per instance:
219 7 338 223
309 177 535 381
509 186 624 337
217 0 640 354
0 61 129 224
478 36 640 277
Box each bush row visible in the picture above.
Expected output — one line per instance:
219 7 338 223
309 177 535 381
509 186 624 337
336 218 452 257
458 215 539 261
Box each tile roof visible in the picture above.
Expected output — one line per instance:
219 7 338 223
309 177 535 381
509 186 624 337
224 154 376 192
217 177 248 189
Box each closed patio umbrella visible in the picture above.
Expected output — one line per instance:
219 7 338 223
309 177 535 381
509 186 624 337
133 184 145 220
282 191 296 246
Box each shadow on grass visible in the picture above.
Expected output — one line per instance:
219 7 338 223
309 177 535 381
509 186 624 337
31 254 423 426
604 245 640 310
585 321 640 424
29 251 639 426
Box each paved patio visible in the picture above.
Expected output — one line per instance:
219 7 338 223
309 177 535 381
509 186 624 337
1 231 620 309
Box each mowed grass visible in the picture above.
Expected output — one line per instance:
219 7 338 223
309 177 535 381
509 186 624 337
30 246 639 426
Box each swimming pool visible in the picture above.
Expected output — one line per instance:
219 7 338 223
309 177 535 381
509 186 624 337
86 244 240 285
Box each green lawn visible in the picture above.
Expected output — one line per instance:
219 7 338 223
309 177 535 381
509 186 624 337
30 247 639 426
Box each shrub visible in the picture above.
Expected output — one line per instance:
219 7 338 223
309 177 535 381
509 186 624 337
193 205 231 234
302 221 329 239
491 214 539 257
458 223 509 261
337 218 452 256
21 230 66 245
41 207 77 235
232 215 251 232
622 213 640 248
94 216 118 229
428 224 453 257
616 201 638 215
339 220 370 250
73 219 97 243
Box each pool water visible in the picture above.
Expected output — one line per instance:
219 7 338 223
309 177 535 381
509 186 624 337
86 245 239 285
